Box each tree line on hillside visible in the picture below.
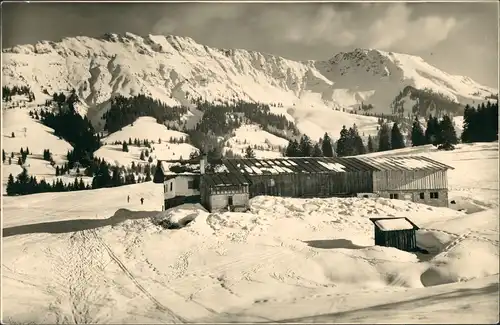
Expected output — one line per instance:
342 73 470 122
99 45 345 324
103 94 188 133
39 91 101 167
461 101 498 143
2 85 35 102
5 158 157 196
283 109 470 158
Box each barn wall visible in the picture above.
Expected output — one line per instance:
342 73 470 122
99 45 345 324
372 170 448 192
247 171 373 198
376 189 449 207
209 193 249 212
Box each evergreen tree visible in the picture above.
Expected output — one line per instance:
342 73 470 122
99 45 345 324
6 174 16 196
285 139 300 157
129 137 133 145
353 133 366 155
244 146 256 158
122 142 129 152
2 150 5 163
425 115 441 145
298 135 312 157
11 132 15 138
10 152 14 159
321 133 334 157
312 143 323 157
391 123 405 149
17 157 23 166
411 117 426 146
439 115 458 146
367 135 374 153
140 151 145 160
336 126 350 157
8 157 12 165
145 172 152 182
55 166 60 176
378 123 391 152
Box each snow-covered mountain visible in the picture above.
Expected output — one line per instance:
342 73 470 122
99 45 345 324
3 32 497 125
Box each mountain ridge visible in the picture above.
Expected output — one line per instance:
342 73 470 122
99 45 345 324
2 32 497 137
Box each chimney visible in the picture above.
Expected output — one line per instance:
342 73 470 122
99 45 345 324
200 153 208 174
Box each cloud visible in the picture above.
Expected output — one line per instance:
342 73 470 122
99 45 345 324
366 4 458 51
149 3 459 54
152 4 245 34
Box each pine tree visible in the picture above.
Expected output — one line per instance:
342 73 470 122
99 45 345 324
336 126 349 157
6 174 16 196
2 150 5 163
145 172 152 182
10 152 14 159
353 134 366 155
17 157 23 166
378 123 391 152
244 146 256 158
439 115 458 146
367 135 374 153
321 133 334 157
8 157 12 165
55 166 60 176
425 115 440 145
140 151 145 160
391 123 405 149
11 132 15 138
411 117 426 146
285 139 300 157
312 143 323 157
129 137 133 145
122 142 129 152
299 135 312 157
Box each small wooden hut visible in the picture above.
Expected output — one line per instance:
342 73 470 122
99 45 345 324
369 217 420 252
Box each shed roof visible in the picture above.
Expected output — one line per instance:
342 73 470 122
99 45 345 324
349 155 454 172
220 155 453 176
369 217 419 231
203 173 250 187
221 157 376 175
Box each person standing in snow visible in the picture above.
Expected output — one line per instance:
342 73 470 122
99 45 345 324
127 195 130 203
140 197 144 205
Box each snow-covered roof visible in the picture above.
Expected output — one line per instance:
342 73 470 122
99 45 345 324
219 155 452 176
370 217 417 231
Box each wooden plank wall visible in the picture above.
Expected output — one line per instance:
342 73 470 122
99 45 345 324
373 170 448 191
247 171 373 198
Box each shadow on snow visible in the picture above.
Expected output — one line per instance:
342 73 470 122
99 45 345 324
2 209 160 238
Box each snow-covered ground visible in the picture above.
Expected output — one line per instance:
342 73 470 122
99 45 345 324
223 124 289 158
94 116 199 166
2 142 498 323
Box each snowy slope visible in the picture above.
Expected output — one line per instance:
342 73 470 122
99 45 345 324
3 33 497 137
223 124 289 158
2 142 498 324
1 100 198 189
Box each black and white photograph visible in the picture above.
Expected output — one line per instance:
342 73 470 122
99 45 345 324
1 0 499 323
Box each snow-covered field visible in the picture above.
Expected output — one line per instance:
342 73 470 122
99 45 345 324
2 142 498 323
94 117 199 166
223 124 289 158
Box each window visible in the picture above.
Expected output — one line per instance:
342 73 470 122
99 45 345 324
170 182 173 191
188 180 194 189
390 193 399 199
228 196 233 206
419 192 425 200
430 192 439 199
164 184 168 192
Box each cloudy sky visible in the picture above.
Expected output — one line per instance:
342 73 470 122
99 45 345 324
2 1 498 88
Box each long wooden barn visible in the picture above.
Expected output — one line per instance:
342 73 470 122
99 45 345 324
156 155 454 212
